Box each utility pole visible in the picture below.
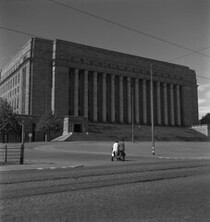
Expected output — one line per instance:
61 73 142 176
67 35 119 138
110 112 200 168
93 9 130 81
20 121 25 164
150 64 155 155
131 80 134 142
21 123 25 145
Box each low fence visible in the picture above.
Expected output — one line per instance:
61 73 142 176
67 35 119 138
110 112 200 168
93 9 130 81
0 145 24 164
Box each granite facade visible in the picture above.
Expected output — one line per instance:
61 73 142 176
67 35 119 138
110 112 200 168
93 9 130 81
0 37 199 127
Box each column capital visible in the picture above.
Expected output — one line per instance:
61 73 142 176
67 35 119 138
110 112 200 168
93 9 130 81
75 68 79 74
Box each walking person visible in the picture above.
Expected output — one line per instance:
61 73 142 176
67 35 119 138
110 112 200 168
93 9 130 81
111 140 119 161
118 139 126 161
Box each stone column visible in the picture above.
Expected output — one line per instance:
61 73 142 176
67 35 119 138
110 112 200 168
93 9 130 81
163 83 168 125
142 79 147 124
93 71 98 121
111 74 115 122
176 84 181 126
84 70 88 118
170 83 175 126
135 78 140 123
119 76 124 123
127 77 131 123
74 68 79 116
156 81 161 125
102 73 107 122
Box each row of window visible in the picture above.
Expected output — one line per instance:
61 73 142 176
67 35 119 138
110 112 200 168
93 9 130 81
0 73 20 95
3 86 20 100
1 95 20 114
10 96 19 112
0 53 28 82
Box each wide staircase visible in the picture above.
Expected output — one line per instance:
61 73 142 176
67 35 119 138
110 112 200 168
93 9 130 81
61 123 209 142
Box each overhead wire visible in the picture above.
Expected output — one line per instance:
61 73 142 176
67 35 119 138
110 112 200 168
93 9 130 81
0 1 210 81
48 0 210 81
48 0 210 59
0 24 209 81
0 25 42 38
167 46 210 62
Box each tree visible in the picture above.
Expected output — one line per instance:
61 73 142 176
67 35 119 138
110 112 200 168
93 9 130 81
0 98 19 143
199 113 210 125
36 111 62 141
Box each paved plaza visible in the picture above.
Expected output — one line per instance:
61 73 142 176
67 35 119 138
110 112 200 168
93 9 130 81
0 141 210 171
1 141 210 222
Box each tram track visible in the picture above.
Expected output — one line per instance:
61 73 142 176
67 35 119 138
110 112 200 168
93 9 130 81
1 161 210 200
1 159 210 184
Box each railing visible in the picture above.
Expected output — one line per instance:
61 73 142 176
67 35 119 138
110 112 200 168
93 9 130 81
0 145 24 164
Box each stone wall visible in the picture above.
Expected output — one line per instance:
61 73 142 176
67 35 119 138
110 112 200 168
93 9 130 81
0 37 199 126
52 39 198 126
30 38 53 115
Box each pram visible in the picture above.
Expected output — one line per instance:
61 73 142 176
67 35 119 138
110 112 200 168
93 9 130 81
111 145 126 161
117 149 126 161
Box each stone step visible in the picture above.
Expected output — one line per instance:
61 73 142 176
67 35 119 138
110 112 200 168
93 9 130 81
51 133 72 142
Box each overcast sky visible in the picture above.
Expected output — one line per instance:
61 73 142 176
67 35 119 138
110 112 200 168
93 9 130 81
0 0 209 119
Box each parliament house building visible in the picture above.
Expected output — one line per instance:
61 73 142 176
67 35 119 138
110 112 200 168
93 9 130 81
0 37 198 129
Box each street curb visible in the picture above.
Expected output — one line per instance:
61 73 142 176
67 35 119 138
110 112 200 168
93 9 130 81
36 164 84 170
0 164 84 172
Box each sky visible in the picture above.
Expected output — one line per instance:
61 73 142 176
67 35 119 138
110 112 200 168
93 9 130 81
0 0 210 119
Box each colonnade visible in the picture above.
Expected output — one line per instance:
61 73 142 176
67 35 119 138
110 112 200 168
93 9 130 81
69 68 182 126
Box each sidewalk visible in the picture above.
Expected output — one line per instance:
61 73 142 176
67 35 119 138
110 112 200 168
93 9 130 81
0 161 85 172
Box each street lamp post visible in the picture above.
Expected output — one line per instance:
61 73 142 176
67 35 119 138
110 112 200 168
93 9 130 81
20 121 25 164
150 64 155 155
21 123 25 145
131 81 134 143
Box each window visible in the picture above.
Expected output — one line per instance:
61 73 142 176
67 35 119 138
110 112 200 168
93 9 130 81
18 73 20 83
17 96 19 109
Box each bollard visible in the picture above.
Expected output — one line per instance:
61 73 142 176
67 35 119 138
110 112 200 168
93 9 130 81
20 144 24 164
4 145 7 164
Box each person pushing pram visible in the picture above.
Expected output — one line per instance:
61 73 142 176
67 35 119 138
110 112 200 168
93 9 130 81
111 139 126 161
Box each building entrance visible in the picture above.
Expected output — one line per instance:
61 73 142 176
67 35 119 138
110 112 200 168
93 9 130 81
62 116 88 135
73 124 82 132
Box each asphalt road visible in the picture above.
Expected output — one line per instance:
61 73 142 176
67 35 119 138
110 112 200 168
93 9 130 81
1 159 210 222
